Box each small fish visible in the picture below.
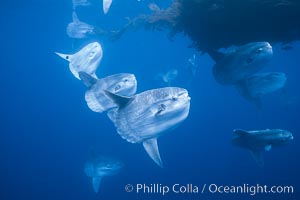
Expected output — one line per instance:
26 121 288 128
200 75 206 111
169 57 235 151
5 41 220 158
236 72 287 107
155 69 178 86
66 12 94 39
105 87 191 167
103 0 112 14
79 72 137 113
187 54 199 77
232 129 293 166
55 42 103 80
208 42 273 85
84 156 123 193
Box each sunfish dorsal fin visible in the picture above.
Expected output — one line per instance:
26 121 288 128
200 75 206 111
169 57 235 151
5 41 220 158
104 90 132 108
55 52 72 61
250 150 264 167
207 50 225 62
79 71 97 87
72 11 80 23
143 138 163 168
92 177 102 193
233 129 249 136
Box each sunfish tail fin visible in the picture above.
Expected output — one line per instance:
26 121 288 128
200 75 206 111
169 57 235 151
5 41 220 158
92 177 102 193
55 52 72 61
143 138 163 168
79 71 97 87
250 150 264 167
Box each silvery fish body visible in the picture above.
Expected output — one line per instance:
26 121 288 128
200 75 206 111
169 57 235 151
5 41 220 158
55 42 103 80
232 129 293 166
67 12 94 39
79 72 137 113
84 156 123 193
106 87 191 167
210 42 273 85
236 72 287 106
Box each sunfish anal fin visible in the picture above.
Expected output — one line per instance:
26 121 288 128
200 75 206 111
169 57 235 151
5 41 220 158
79 71 97 88
143 138 163 168
55 52 72 61
104 90 133 108
92 177 102 193
265 144 272 151
233 129 249 136
250 150 264 167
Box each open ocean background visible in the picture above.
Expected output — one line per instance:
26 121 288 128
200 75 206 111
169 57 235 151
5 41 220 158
0 0 299 199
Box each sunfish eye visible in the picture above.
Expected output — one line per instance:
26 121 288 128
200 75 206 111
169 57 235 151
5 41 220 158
88 51 96 58
172 96 178 101
115 84 121 91
123 78 129 82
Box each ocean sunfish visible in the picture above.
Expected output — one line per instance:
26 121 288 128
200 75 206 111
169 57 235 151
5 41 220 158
105 87 191 167
103 0 112 14
236 72 287 107
55 42 103 80
84 156 123 193
72 0 90 9
67 11 94 39
79 72 137 113
232 129 293 166
209 42 273 85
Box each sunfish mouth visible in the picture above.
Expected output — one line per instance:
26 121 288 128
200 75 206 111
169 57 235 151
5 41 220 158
178 92 191 101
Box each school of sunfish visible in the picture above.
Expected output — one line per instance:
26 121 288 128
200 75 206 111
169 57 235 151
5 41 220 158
54 0 294 194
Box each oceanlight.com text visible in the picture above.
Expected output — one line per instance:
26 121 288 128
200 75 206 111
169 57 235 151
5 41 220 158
124 183 294 196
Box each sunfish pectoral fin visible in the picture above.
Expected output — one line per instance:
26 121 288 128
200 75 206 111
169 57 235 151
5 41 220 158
265 144 272 151
104 90 133 108
249 150 264 167
55 52 72 61
143 138 163 168
92 177 102 193
233 129 249 136
79 71 97 88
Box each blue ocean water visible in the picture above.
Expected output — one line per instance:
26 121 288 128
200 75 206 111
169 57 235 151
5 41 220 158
0 1 299 200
